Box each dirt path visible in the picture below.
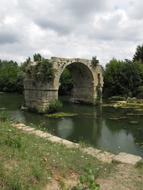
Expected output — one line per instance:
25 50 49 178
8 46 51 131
98 164 143 190
43 164 143 190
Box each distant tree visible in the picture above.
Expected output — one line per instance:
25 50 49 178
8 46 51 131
33 53 42 62
103 59 143 98
0 60 24 93
133 45 143 63
59 68 73 95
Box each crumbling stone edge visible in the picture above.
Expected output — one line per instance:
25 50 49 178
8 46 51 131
12 123 142 165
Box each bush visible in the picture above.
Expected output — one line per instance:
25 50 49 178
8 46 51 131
0 60 24 93
136 86 143 99
47 100 63 114
0 111 10 122
25 54 55 82
72 167 100 190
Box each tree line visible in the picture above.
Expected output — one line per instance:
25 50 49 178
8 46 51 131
1 45 143 99
104 45 143 99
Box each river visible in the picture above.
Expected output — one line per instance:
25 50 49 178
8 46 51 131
0 93 143 157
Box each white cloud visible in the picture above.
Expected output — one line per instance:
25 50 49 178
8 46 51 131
0 0 143 65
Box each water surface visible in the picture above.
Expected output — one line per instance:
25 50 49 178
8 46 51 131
0 93 143 157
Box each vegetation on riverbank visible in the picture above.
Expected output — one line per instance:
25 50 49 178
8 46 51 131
104 45 143 99
1 44 143 100
103 97 143 110
0 113 114 190
0 60 23 93
0 113 143 190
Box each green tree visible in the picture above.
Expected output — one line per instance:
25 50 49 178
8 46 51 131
59 68 73 95
33 53 42 62
103 59 143 98
133 45 143 63
0 60 24 93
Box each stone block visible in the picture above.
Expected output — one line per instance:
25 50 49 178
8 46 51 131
113 152 142 165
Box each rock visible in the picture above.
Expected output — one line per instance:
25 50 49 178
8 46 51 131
113 152 142 165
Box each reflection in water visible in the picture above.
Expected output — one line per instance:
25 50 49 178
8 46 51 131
0 93 143 157
57 119 74 138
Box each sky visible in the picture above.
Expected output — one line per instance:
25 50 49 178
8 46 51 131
0 0 143 66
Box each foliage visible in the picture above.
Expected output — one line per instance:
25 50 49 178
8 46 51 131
72 167 100 190
0 60 24 93
33 53 42 62
0 111 10 122
25 54 55 82
47 99 63 113
103 59 143 98
136 86 143 99
59 68 73 95
133 45 143 63
91 56 99 68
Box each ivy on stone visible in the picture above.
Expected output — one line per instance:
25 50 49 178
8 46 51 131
91 56 99 68
25 54 55 82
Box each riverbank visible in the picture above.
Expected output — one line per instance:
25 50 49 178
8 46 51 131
103 97 143 110
0 119 143 189
0 119 113 190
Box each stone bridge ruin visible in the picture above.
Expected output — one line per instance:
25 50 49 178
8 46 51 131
24 57 103 112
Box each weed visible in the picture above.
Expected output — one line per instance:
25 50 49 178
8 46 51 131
72 167 100 190
47 100 63 113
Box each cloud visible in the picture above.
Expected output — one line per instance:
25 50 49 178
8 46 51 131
0 0 143 65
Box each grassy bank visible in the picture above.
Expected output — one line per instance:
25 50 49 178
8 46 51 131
0 118 113 190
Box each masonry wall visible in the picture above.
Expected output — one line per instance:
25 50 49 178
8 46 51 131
24 79 58 112
24 57 104 113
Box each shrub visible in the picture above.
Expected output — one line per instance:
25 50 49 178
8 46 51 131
91 56 99 68
25 54 55 83
0 111 10 122
47 100 63 113
136 86 143 99
72 167 100 190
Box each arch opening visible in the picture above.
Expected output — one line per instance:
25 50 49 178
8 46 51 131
58 62 95 104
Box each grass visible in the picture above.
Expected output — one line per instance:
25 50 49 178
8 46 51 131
0 118 113 190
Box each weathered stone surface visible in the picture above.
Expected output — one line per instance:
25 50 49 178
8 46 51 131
24 57 103 112
82 147 114 163
113 152 142 165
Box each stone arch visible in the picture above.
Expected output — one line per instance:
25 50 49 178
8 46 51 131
24 57 103 113
57 62 95 104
